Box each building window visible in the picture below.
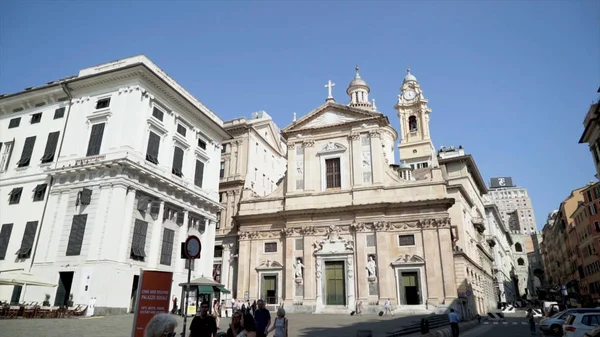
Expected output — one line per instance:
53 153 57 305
517 258 525 266
41 131 60 164
130 219 148 261
515 242 523 252
398 234 415 246
159 228 175 266
66 214 88 256
325 158 341 189
8 117 21 129
152 107 164 121
145 131 160 164
221 144 227 153
194 160 204 188
408 115 418 131
177 124 187 137
220 162 225 178
590 204 597 216
0 141 14 172
95 98 110 109
86 123 105 157
0 223 13 260
214 245 223 258
172 147 184 177
595 221 600 232
30 113 42 124
197 138 206 150
9 187 23 205
54 107 65 119
16 136 36 168
76 188 92 206
587 191 593 202
295 238 303 251
33 184 47 202
366 234 376 247
17 221 38 259
264 242 277 253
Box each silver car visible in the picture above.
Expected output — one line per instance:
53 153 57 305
539 308 600 335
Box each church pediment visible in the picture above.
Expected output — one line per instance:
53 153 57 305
391 254 425 266
317 141 347 154
313 225 354 255
255 259 283 271
283 103 382 134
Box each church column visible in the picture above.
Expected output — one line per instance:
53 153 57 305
349 133 361 187
369 130 384 184
422 226 443 307
174 210 188 274
284 233 295 305
222 244 232 298
423 112 431 139
302 140 316 191
147 202 166 268
116 186 136 262
355 231 369 301
286 143 296 192
439 224 458 304
237 234 251 300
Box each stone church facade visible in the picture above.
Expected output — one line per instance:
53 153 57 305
232 68 465 314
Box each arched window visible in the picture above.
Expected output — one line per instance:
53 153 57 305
515 243 523 252
408 115 418 131
517 258 525 266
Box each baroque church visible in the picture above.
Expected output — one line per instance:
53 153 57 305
232 68 460 314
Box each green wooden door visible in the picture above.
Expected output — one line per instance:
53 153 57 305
325 261 346 305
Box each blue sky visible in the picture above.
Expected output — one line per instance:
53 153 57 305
1 1 598 229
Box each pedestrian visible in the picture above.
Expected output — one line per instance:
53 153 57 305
448 308 460 337
356 300 363 316
189 301 218 337
526 308 537 335
144 313 178 337
172 297 178 315
226 310 243 337
384 298 393 316
266 308 289 337
238 312 258 337
254 299 271 337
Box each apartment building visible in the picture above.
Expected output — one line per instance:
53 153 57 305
0 55 229 315
487 177 537 234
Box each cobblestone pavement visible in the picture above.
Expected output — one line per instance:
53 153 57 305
0 312 433 337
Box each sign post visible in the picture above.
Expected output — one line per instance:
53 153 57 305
130 270 173 337
181 235 201 337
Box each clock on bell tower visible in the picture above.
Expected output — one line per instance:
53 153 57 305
395 69 437 168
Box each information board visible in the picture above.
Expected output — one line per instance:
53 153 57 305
131 270 173 337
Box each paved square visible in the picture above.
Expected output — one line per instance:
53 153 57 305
0 312 431 337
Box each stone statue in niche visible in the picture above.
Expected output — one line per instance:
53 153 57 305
294 258 305 282
366 254 377 283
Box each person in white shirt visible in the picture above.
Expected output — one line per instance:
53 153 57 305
384 299 393 316
448 309 460 337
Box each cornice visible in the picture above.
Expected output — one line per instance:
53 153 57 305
237 217 452 241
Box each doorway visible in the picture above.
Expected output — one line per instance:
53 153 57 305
325 261 346 305
130 275 139 313
261 275 277 305
401 271 421 305
55 272 74 307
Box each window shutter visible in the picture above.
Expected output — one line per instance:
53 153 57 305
18 221 38 258
54 107 65 119
86 123 105 156
149 201 160 218
41 131 60 163
66 214 87 256
78 188 93 205
172 147 184 176
160 228 175 265
194 160 204 187
176 211 184 225
146 132 160 164
131 219 148 259
17 136 36 167
0 223 13 260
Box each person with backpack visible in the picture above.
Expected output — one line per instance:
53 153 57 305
266 308 288 337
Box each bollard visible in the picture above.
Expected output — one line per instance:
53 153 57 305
420 318 430 334
356 330 373 337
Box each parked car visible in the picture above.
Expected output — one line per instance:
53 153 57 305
582 326 600 337
563 312 600 337
538 308 600 335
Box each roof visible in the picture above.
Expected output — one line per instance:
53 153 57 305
438 154 488 195
579 101 600 144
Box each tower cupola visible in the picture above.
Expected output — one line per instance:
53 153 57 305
346 66 373 110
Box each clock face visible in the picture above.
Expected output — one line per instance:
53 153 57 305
186 238 201 258
403 90 416 100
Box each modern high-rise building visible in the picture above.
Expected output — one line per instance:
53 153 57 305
487 177 538 234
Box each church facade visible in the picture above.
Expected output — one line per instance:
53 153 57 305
232 69 462 314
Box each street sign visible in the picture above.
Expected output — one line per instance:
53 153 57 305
184 235 201 259
466 290 472 297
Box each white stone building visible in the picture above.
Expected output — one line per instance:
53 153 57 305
214 111 287 304
487 178 538 234
482 199 517 304
0 55 229 315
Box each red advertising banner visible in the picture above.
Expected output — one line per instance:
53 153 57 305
131 270 173 337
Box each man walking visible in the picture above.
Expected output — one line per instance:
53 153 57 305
384 298 393 316
449 308 460 337
254 299 271 337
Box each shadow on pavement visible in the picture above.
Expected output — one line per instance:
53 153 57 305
297 314 431 337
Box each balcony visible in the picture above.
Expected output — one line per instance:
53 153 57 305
472 217 486 233
486 235 497 247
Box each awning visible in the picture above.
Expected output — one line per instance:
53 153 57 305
197 285 215 293
179 276 223 287
217 286 231 294
0 272 57 287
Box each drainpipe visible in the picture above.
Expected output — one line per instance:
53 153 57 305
28 83 74 273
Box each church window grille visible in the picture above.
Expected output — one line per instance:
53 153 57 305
66 214 88 256
398 234 415 246
325 158 341 189
264 242 277 253
130 219 148 261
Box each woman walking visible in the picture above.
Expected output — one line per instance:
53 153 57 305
526 308 537 335
266 308 288 337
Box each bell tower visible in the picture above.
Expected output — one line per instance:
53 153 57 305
395 69 437 168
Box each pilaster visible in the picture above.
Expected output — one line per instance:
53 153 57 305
439 227 458 304
237 237 251 300
303 237 315 304
349 133 361 187
355 232 369 300
115 185 134 262
284 235 296 302
174 210 188 275
369 130 384 184
87 185 111 261
302 140 315 191
222 244 232 299
286 143 296 192
147 201 166 268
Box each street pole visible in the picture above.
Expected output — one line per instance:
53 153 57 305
181 260 192 337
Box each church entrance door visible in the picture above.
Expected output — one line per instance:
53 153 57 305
325 261 346 305
402 271 421 305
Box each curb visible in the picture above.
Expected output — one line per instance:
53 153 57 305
418 320 479 337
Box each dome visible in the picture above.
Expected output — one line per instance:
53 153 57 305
403 68 417 83
346 65 370 94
